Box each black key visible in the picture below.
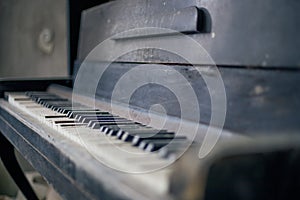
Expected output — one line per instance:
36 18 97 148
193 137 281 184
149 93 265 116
28 94 58 99
121 130 169 142
43 101 72 108
45 115 67 119
75 114 115 122
13 97 31 101
104 124 146 136
66 110 105 118
87 118 130 126
81 116 124 123
37 97 68 104
139 137 187 152
92 119 131 126
132 133 175 146
101 124 144 135
53 102 83 107
116 128 158 140
54 120 76 124
43 102 72 109
57 107 93 114
145 138 187 152
47 103 73 108
26 91 54 97
59 123 87 127
25 91 45 96
90 120 135 129
73 111 110 119
32 95 60 102
38 99 69 104
51 104 84 110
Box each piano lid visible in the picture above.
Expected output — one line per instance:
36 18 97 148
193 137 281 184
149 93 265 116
78 0 300 68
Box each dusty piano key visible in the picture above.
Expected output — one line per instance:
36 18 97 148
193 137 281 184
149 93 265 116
72 129 124 145
77 115 113 122
32 96 61 102
101 124 144 135
55 123 87 132
28 94 58 100
104 124 147 136
47 104 72 109
36 95 62 99
45 115 67 119
42 101 72 108
43 101 77 107
78 117 126 126
73 111 110 118
121 130 169 142
59 123 87 127
12 97 31 101
67 110 101 117
138 137 187 151
131 132 175 146
79 115 126 122
54 120 77 124
36 97 68 104
90 119 131 126
51 105 86 112
27 107 55 115
49 104 73 110
157 143 190 159
21 101 42 106
58 108 95 114
143 137 187 152
52 118 85 125
58 126 120 145
56 107 92 113
26 92 56 97
67 110 108 118
89 120 135 129
116 128 158 140
26 91 53 96
75 113 113 120
75 114 115 122
80 116 123 123
39 100 70 107
58 106 91 111
44 102 73 109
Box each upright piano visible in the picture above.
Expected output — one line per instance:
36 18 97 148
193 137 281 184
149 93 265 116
0 0 300 200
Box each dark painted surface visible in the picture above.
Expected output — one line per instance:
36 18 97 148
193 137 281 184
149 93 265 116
74 61 300 135
0 78 72 97
78 0 300 68
68 0 109 75
205 150 300 200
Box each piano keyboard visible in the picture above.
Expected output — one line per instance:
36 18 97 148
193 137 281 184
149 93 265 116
6 91 192 194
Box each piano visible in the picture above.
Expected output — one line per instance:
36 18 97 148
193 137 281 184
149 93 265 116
0 0 300 200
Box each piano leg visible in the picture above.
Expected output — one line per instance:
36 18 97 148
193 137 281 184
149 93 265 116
0 133 39 200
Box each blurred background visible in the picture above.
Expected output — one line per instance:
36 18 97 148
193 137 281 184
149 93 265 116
0 0 105 199
0 0 68 78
